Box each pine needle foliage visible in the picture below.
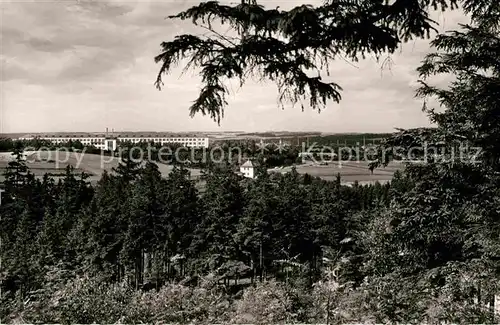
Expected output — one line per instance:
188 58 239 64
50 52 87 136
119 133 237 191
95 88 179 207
154 0 472 123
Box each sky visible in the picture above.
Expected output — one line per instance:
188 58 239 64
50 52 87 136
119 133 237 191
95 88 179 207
0 0 470 134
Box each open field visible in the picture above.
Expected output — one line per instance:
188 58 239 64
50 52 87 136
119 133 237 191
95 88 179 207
0 151 202 184
0 151 402 186
269 161 403 184
2 131 381 141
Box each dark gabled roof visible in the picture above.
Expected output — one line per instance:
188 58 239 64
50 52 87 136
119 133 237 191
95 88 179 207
241 159 259 168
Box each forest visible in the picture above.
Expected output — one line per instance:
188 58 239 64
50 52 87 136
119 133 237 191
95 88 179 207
1 138 498 323
1 146 401 323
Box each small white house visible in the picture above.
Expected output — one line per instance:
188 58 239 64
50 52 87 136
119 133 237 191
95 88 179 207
240 159 258 179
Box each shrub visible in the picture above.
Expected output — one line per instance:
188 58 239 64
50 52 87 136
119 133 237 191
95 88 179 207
231 280 297 324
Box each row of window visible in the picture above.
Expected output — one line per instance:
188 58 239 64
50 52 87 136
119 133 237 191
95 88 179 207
18 138 209 149
19 138 105 144
122 138 207 142
20 137 208 143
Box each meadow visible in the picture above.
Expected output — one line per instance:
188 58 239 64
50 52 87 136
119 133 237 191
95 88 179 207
0 151 202 184
269 160 402 184
0 151 401 185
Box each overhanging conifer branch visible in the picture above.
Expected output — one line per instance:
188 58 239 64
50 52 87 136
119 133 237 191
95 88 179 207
156 0 463 124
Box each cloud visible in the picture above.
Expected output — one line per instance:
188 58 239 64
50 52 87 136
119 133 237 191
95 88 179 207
0 0 471 133
1 0 180 88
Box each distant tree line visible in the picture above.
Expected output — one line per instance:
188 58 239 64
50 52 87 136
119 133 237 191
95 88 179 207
308 133 394 146
1 136 394 170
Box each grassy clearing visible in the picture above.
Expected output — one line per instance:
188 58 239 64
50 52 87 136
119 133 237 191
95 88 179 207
270 161 402 183
0 152 402 185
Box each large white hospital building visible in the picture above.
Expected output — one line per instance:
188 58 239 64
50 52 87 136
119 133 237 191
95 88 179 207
18 133 210 151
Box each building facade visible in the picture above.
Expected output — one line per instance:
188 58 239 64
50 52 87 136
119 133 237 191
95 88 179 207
118 135 209 148
18 133 210 150
18 134 109 149
240 159 258 179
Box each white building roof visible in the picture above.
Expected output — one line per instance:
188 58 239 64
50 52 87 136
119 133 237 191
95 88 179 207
241 159 259 168
19 133 209 139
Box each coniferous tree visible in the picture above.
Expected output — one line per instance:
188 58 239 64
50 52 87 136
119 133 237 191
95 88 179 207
193 164 244 276
122 161 166 287
161 166 199 280
4 146 29 193
237 169 278 281
85 171 129 281
113 149 142 184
